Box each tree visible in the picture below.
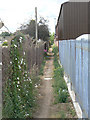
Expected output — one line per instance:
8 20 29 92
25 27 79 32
0 32 11 37
21 17 49 41
24 20 36 39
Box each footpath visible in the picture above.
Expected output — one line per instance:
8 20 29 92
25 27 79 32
33 48 77 118
33 48 54 118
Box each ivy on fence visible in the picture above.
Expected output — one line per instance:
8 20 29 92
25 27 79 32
3 34 35 118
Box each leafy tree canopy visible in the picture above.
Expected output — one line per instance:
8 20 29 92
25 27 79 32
21 17 50 41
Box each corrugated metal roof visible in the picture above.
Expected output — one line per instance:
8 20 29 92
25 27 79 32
56 2 90 40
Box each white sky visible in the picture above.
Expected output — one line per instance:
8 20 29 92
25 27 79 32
0 0 68 33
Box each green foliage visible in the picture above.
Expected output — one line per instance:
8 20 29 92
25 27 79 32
21 17 49 41
3 34 35 118
60 110 66 118
0 32 11 37
53 52 69 103
67 105 76 117
49 33 54 45
52 44 58 56
39 58 46 75
2 41 8 46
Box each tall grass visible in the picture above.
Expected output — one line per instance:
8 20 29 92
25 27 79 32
52 45 69 103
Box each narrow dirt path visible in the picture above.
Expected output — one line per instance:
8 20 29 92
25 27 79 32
33 48 77 118
33 49 54 118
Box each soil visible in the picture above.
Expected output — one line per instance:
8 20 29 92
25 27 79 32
33 48 77 118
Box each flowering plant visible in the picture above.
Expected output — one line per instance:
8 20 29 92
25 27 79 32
44 49 47 52
44 49 47 56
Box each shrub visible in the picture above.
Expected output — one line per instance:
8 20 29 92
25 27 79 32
53 50 69 103
2 41 8 46
58 89 69 103
52 44 58 55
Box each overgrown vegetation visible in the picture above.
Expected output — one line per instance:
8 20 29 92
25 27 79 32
52 45 69 103
52 44 58 56
49 33 54 46
67 105 76 117
3 34 35 118
2 33 47 118
20 17 49 41
2 41 8 46
0 32 12 37
39 58 46 76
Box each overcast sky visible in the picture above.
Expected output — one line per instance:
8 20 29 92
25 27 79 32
0 0 68 33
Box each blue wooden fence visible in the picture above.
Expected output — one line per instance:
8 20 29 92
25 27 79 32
59 34 90 118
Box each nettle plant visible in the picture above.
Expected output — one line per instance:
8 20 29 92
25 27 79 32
3 35 34 118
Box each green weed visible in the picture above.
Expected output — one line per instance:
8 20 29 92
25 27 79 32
39 59 46 75
53 47 69 103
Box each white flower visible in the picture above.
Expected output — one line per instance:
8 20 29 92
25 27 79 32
24 62 25 65
29 78 31 81
18 65 21 69
17 85 19 87
2 46 8 48
18 89 20 91
15 58 17 60
25 71 27 73
62 89 65 92
10 61 12 64
25 113 29 117
21 58 23 64
25 74 27 77
18 96 20 98
19 37 22 43
24 52 25 55
0 62 2 65
17 77 19 80
19 38 22 43
35 84 38 88
17 81 20 84
5 40 7 42
20 37 22 39
30 81 32 84
14 44 17 48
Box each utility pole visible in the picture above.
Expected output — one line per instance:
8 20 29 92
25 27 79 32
35 7 38 73
35 7 38 42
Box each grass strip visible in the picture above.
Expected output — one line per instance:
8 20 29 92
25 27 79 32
52 46 69 103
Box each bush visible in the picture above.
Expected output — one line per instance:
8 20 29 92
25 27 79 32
53 51 69 103
52 44 58 55
49 33 54 45
2 41 8 46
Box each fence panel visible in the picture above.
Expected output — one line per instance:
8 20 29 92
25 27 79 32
59 38 89 118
